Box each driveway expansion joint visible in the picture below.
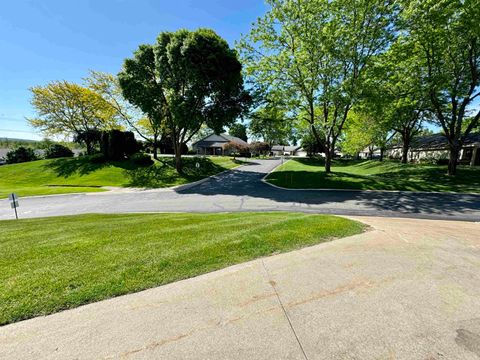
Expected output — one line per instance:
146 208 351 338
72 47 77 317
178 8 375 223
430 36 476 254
261 259 309 360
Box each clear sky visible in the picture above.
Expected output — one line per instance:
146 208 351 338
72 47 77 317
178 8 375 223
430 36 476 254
0 0 267 140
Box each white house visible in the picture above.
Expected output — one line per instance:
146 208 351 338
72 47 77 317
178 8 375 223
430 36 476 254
271 145 307 157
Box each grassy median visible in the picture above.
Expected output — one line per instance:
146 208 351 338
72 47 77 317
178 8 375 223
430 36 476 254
266 158 480 193
0 212 364 325
0 156 242 198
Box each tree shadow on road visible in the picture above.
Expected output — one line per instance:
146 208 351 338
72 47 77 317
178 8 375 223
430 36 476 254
177 160 480 220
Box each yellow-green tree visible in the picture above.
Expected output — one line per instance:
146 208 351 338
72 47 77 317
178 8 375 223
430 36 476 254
28 81 118 154
85 71 163 159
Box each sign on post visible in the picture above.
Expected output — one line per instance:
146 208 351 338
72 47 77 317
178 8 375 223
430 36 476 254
8 193 19 220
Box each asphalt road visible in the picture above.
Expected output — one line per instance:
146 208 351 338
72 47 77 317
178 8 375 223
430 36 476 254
1 158 479 221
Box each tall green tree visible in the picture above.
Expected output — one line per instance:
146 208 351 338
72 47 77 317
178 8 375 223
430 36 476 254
239 0 397 173
28 81 118 154
249 106 294 145
341 106 396 161
362 40 429 163
403 0 480 175
117 45 166 160
119 29 251 173
229 123 248 142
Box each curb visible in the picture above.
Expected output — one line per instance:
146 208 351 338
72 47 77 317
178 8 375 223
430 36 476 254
261 159 480 196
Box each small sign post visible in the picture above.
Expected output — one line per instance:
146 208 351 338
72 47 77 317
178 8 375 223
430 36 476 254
8 193 19 220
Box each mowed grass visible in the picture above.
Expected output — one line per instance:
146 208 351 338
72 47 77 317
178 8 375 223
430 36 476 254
0 156 242 199
0 212 365 325
266 158 480 193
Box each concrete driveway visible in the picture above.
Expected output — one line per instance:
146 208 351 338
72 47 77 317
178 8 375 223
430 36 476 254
1 216 479 359
1 159 479 221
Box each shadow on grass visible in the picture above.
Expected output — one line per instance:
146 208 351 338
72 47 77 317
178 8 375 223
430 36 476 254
269 162 480 193
45 156 244 188
125 157 241 188
45 156 141 178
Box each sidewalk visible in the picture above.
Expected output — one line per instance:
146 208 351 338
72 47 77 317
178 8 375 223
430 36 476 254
1 216 479 359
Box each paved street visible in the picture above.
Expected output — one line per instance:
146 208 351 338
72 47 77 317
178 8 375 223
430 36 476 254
1 216 479 359
1 159 479 221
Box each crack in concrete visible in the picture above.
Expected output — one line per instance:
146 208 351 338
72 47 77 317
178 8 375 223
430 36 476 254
261 259 309 360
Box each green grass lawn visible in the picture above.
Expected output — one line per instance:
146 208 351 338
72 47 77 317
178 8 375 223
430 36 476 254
0 156 243 199
266 158 480 193
0 212 364 325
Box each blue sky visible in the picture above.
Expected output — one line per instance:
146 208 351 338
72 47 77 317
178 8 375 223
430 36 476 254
0 0 267 140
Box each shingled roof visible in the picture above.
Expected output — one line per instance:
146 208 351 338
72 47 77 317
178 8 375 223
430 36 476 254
409 133 480 150
192 133 248 147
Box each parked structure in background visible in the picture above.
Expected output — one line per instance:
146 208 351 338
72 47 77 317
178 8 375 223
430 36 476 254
192 133 248 155
271 145 306 157
359 133 480 166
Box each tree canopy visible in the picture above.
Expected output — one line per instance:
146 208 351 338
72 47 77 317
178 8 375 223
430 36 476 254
229 123 248 142
119 29 251 172
239 0 398 172
28 81 118 154
401 0 480 175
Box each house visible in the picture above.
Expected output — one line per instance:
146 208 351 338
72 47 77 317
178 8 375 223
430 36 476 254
192 133 248 155
386 133 480 165
271 145 307 157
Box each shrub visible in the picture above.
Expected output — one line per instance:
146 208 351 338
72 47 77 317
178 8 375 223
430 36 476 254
89 153 106 164
249 141 270 156
44 144 74 159
5 147 38 164
124 131 139 157
101 130 139 160
223 141 249 157
131 152 154 166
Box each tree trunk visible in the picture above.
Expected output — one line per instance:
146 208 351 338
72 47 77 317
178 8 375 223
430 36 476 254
401 137 409 164
447 146 459 176
379 147 385 162
324 148 332 174
174 142 183 173
86 140 93 155
152 135 159 160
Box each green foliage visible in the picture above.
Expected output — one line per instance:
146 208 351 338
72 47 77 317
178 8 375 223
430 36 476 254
0 156 241 198
5 147 38 164
249 106 294 145
341 109 392 157
73 129 103 155
130 153 154 166
28 81 119 151
238 0 398 171
401 0 480 174
0 212 364 325
44 144 74 159
229 123 248 141
301 131 324 157
119 29 251 172
266 158 480 193
100 130 139 160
